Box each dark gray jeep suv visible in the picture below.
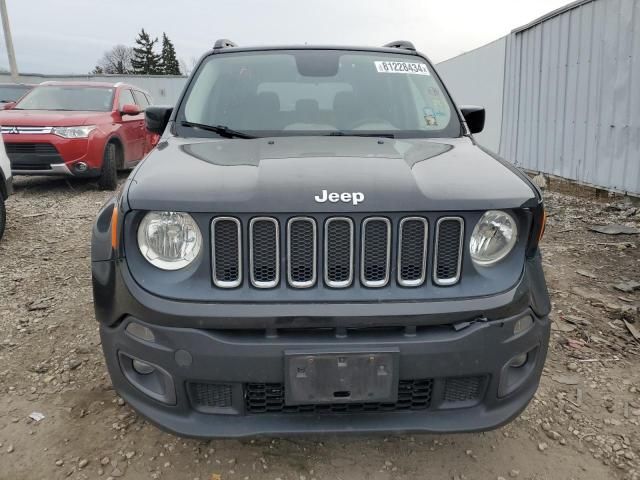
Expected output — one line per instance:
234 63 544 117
92 40 550 438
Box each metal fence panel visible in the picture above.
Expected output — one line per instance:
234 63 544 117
501 0 640 195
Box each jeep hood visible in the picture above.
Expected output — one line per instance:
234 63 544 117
127 135 537 212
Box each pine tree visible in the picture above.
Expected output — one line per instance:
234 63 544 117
131 29 161 75
160 33 181 75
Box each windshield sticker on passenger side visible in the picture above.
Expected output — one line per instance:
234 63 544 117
374 61 430 75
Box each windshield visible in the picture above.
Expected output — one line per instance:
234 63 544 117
178 50 461 138
16 86 115 111
0 85 32 103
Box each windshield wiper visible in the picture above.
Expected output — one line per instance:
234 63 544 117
326 131 395 139
180 121 256 139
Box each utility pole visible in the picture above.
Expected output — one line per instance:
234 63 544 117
0 0 18 82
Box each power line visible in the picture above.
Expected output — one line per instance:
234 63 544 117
0 0 18 81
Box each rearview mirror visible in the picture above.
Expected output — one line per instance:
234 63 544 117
460 105 485 134
121 104 141 116
1 101 16 110
145 105 173 135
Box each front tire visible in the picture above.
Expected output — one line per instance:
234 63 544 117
0 196 6 241
98 142 118 191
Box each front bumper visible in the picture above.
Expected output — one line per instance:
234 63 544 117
94 251 551 438
3 134 101 177
93 251 550 438
13 162 75 176
100 310 549 438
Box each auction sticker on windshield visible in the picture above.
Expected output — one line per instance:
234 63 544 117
374 61 430 75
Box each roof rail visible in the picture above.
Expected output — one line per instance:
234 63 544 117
213 39 238 50
383 40 416 51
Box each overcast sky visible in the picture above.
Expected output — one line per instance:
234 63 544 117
3 0 571 74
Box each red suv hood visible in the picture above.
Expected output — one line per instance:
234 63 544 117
0 110 110 126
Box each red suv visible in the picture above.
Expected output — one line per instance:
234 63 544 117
0 81 158 190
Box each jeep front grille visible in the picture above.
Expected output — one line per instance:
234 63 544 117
361 217 391 287
287 217 317 288
249 217 280 288
324 217 354 288
210 215 464 290
398 217 428 286
211 217 242 288
434 217 464 286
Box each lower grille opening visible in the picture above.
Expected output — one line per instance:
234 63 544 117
6 142 62 171
189 382 233 408
11 163 53 171
189 376 487 415
443 376 484 403
6 143 58 154
245 379 433 414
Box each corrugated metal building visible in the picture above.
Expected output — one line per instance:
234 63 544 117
0 73 187 105
437 0 640 196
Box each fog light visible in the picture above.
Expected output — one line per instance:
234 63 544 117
509 353 528 368
74 162 88 172
118 352 176 405
132 359 155 375
513 315 533 335
126 322 155 342
498 346 539 397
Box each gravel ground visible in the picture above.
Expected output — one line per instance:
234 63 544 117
0 174 639 480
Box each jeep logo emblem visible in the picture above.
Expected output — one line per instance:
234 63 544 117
314 190 364 206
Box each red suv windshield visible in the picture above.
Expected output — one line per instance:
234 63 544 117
16 86 115 112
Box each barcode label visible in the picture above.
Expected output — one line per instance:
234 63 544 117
374 61 430 75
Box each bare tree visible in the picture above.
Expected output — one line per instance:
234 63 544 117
178 58 189 76
93 45 134 74
178 57 199 76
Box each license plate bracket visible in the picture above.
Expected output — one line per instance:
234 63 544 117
284 350 399 405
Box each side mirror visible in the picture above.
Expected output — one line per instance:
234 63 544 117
460 105 485 134
121 104 142 116
1 101 16 110
145 105 173 135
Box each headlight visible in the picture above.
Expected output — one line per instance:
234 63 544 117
52 125 96 138
137 212 202 270
470 210 518 266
